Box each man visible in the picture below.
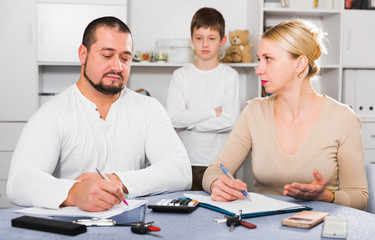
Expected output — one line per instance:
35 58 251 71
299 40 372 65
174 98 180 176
7 16 192 212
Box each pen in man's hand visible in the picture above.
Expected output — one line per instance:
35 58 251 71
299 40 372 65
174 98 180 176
96 168 129 206
220 164 251 202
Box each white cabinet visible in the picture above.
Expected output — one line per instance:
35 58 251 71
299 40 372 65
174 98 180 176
365 150 375 164
362 122 375 164
0 153 14 208
343 10 375 68
0 123 26 151
0 152 13 180
0 0 38 121
363 123 375 149
0 123 25 208
341 10 375 164
0 181 14 209
37 0 127 64
0 0 37 208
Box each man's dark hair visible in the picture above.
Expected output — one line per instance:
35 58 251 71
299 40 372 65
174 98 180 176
82 16 132 51
190 7 225 40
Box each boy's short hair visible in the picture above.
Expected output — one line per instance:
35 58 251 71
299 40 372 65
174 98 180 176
190 7 225 39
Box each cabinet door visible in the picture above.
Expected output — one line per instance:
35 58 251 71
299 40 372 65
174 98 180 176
37 2 127 63
362 122 375 149
0 123 26 151
0 1 38 121
365 150 375 164
343 10 375 67
0 181 14 208
0 152 12 180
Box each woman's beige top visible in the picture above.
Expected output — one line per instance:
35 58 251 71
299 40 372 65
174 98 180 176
203 95 369 210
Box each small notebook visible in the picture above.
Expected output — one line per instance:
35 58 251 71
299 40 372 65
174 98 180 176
185 193 311 218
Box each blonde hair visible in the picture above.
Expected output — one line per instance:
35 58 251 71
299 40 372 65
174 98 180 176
263 19 327 80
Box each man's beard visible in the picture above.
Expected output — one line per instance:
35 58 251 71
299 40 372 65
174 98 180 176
84 61 124 96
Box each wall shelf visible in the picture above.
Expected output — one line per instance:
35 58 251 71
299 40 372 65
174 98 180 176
263 8 342 17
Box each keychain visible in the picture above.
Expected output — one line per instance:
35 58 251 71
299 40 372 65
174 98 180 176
130 222 162 238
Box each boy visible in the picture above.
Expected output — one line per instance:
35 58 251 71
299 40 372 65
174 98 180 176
166 7 240 190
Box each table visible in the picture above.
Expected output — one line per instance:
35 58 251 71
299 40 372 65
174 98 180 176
1 191 375 239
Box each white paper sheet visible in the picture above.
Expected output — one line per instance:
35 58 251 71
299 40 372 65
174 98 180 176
15 199 148 219
185 193 303 215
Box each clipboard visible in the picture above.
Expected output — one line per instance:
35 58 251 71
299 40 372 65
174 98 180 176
185 193 311 219
53 204 146 224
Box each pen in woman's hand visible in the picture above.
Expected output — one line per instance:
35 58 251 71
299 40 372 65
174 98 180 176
96 168 129 206
220 164 251 202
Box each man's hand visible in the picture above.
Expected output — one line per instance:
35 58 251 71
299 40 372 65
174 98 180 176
60 172 126 212
283 169 333 202
75 172 128 193
210 174 248 202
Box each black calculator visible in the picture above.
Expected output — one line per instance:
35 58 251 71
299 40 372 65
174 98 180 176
147 198 199 213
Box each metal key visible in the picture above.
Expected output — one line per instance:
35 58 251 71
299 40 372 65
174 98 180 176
226 210 242 232
138 221 154 227
213 217 227 223
227 216 240 232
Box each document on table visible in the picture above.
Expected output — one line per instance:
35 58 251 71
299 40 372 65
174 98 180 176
185 193 309 217
15 199 148 219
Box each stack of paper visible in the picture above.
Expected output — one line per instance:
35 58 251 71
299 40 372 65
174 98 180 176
15 199 148 219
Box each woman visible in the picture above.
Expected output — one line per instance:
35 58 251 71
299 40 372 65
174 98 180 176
202 19 368 210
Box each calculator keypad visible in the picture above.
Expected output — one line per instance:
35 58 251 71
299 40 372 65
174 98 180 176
148 199 199 213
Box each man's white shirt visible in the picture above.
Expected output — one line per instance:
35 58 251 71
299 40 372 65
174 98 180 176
7 85 192 209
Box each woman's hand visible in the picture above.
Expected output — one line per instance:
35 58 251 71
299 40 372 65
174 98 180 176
210 174 248 202
283 169 333 202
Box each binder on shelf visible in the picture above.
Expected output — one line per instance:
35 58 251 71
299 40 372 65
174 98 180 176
342 70 356 110
356 70 375 119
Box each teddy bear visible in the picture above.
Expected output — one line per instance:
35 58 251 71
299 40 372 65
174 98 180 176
225 45 242 63
222 29 252 63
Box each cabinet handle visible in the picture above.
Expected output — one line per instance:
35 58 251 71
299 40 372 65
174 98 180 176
371 135 375 138
346 29 351 50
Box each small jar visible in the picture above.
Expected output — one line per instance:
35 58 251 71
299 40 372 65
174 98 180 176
280 0 289 8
